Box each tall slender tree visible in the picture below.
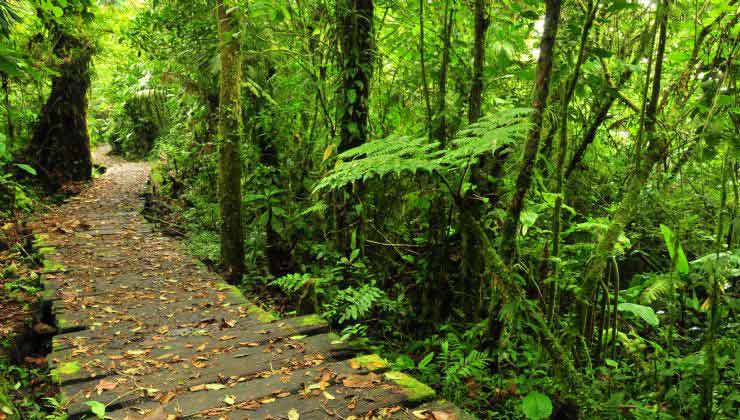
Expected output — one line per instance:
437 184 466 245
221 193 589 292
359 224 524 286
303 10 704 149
548 0 597 318
468 0 489 124
500 0 562 262
336 0 374 152
432 0 454 145
216 0 245 282
334 0 374 253
578 0 671 335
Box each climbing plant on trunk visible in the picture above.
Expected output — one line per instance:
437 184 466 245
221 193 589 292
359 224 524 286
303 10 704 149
215 0 245 282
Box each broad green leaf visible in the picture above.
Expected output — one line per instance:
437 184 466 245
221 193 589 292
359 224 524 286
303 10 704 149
520 209 538 237
522 392 552 420
85 401 106 419
717 95 735 106
14 163 37 176
660 224 689 274
618 303 659 327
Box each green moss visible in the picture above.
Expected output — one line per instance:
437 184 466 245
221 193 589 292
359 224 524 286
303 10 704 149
38 246 57 256
32 234 50 247
42 259 66 273
215 282 247 304
51 338 66 352
244 302 278 322
294 314 325 327
50 361 81 383
56 317 72 329
384 371 435 402
350 354 389 372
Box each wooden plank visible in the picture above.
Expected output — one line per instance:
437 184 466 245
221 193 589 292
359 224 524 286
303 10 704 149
102 356 389 420
58 333 354 413
390 400 479 419
52 314 326 352
50 315 329 379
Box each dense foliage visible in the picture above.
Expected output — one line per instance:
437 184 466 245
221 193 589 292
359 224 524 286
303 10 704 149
1 0 740 418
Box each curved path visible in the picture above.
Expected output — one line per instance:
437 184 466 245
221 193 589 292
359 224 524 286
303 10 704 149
32 150 470 419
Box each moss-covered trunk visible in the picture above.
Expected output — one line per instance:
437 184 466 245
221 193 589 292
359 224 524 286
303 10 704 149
578 0 670 335
500 0 562 262
337 0 374 152
335 0 374 254
30 32 93 188
467 0 488 124
216 0 245 282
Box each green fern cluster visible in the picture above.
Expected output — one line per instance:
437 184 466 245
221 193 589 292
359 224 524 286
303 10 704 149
270 273 314 296
313 108 531 193
439 331 491 400
324 283 385 324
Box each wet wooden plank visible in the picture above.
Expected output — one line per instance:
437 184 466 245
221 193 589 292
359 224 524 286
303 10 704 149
390 400 478 419
58 333 354 413
102 357 389 419
52 314 326 352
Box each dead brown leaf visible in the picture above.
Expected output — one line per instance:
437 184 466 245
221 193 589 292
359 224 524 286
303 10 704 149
342 372 381 389
430 410 458 420
95 379 118 395
123 406 168 420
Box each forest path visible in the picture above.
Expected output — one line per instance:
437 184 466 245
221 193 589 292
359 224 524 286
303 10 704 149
31 149 464 419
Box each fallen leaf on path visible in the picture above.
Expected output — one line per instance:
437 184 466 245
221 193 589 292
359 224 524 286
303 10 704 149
158 391 176 404
24 356 47 366
430 410 458 420
342 373 381 389
235 400 261 410
123 405 167 420
288 409 300 420
95 379 118 394
220 318 237 328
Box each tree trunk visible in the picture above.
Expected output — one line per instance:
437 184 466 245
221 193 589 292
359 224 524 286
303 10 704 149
216 0 245 283
548 0 596 318
337 0 374 152
335 0 374 253
432 0 454 145
468 0 489 124
2 72 14 147
30 32 93 188
418 0 432 137
500 0 562 263
578 0 670 336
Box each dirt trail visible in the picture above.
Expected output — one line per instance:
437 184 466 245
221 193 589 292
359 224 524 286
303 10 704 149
29 149 458 419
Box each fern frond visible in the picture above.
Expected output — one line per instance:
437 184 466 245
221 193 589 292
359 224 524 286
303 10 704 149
313 108 531 193
639 272 682 304
300 200 328 216
313 135 443 193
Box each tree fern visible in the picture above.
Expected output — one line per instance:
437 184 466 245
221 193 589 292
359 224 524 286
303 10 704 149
313 108 531 193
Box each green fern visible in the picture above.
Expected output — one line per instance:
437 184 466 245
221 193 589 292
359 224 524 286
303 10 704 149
639 272 682 304
270 273 314 296
324 283 385 324
313 108 531 193
299 200 328 216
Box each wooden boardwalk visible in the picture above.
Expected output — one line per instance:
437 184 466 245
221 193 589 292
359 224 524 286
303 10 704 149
33 153 472 419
